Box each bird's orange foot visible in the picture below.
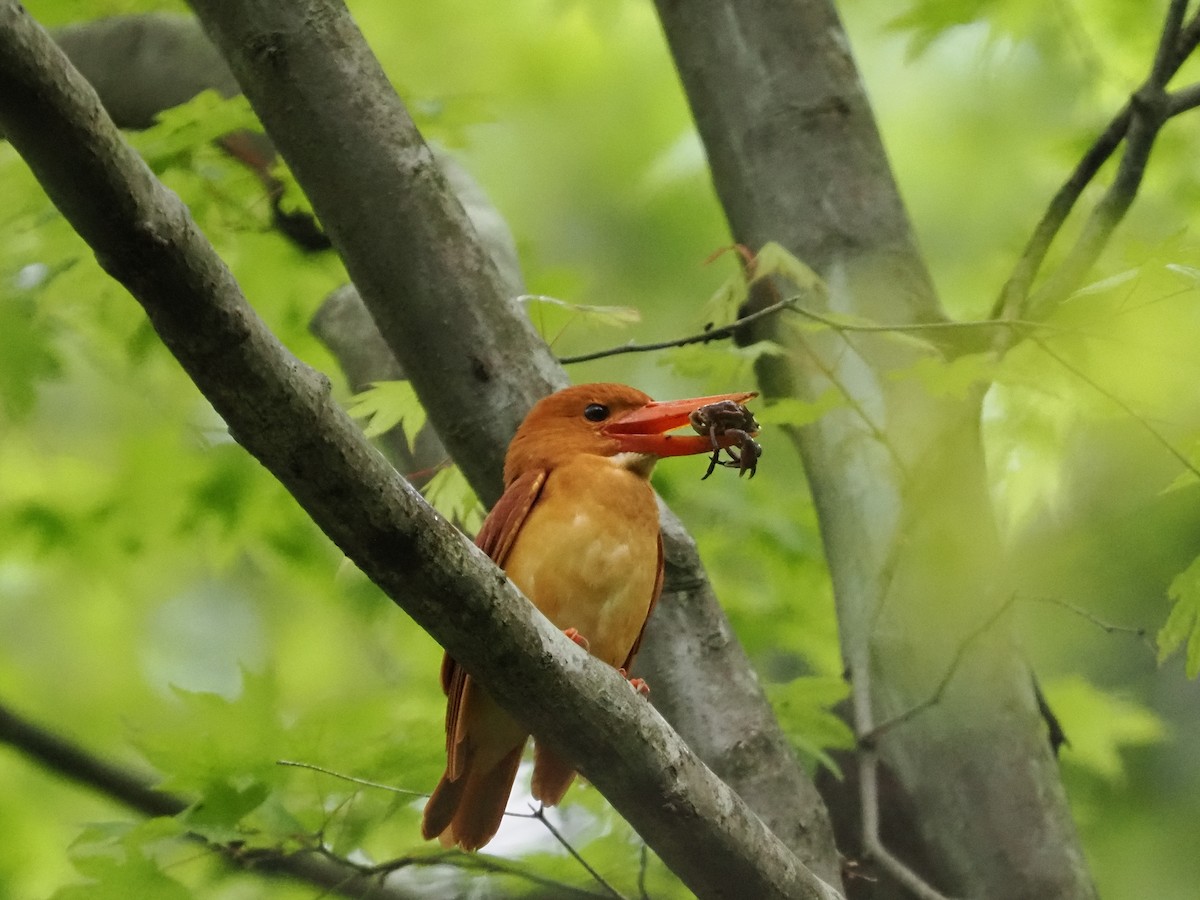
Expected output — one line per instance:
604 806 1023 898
618 668 651 697
563 628 590 651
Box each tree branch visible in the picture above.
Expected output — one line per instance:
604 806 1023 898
0 5 838 898
0 699 427 899
993 1 1200 322
175 0 841 880
654 1 1095 896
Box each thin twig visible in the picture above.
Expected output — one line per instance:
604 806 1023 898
277 759 428 797
993 1 1200 323
1028 595 1157 654
557 294 799 364
512 804 628 900
561 294 1046 366
862 593 1019 746
0 701 421 899
314 843 606 899
848 649 952 900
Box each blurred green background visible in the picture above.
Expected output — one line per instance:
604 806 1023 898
2 0 1199 897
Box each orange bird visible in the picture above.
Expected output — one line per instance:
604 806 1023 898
421 382 757 851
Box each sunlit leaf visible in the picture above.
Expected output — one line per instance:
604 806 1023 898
422 463 484 534
1159 555 1200 678
347 380 427 439
57 820 194 900
520 294 640 345
749 241 824 295
765 676 855 776
127 91 261 174
1043 676 1167 781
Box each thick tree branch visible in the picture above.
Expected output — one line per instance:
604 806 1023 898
6 7 841 877
177 0 841 880
0 6 840 898
654 1 1095 896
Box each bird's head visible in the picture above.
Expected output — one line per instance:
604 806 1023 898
504 383 757 482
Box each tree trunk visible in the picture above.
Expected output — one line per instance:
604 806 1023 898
654 0 1097 896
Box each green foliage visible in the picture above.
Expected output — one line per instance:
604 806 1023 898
521 293 641 347
1159 555 1200 678
1043 676 1166 782
890 351 998 399
127 92 260 174
347 380 427 439
53 820 193 900
422 463 484 535
4 0 1200 897
766 676 856 776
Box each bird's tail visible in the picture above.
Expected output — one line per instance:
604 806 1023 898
421 743 525 851
530 741 577 806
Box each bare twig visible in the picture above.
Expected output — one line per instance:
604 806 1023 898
862 594 1019 746
512 804 627 900
847 594 1021 899
1028 595 1157 654
993 1 1200 323
638 842 651 900
557 294 799 364
277 759 428 797
309 843 606 899
847 651 952 900
561 293 1046 367
282 760 635 897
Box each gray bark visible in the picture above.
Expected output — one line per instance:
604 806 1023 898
654 0 1096 896
1 1 845 892
181 0 843 883
0 5 843 897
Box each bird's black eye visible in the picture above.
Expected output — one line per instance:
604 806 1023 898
583 403 610 422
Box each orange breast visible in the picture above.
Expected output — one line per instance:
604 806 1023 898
503 456 660 668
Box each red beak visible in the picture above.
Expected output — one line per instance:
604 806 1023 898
603 391 758 457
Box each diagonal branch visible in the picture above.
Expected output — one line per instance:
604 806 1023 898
0 5 837 898
993 1 1200 323
179 0 842 881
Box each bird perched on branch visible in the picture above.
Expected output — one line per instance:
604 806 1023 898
421 382 758 851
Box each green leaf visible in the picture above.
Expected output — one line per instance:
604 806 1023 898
1159 555 1200 678
1043 676 1167 781
0 294 62 420
181 776 272 836
56 820 194 900
422 464 484 534
765 676 855 776
134 671 288 797
127 91 260 174
748 241 824 294
521 294 641 345
347 380 427 439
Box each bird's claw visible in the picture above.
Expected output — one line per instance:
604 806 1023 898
563 627 590 651
618 668 651 697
